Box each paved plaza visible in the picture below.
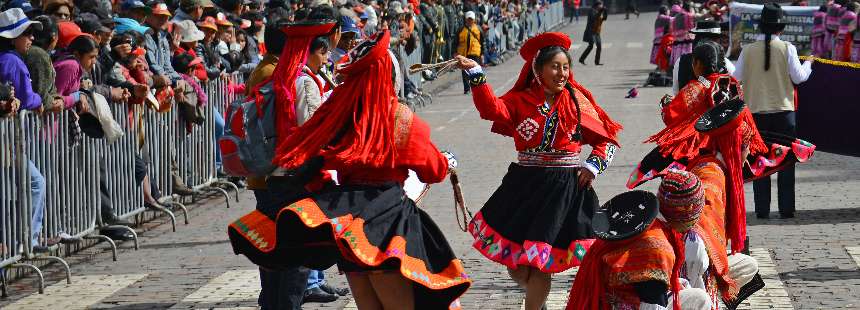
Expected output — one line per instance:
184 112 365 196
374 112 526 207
2 12 860 310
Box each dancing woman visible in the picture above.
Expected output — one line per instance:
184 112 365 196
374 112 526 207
456 32 622 310
228 31 470 310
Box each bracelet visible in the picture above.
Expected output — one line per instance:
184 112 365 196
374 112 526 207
469 73 487 87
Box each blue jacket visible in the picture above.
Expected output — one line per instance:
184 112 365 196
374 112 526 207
0 51 42 110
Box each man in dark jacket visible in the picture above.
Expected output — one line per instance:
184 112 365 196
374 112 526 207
444 0 462 59
579 0 607 65
419 0 439 63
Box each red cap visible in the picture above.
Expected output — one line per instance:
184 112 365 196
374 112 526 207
57 21 94 49
215 12 233 26
198 17 217 31
519 32 572 61
152 2 172 16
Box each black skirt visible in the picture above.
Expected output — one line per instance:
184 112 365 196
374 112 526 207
469 163 598 273
228 182 471 309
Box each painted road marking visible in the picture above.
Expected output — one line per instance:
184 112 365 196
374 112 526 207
845 247 860 267
170 270 260 309
6 273 147 310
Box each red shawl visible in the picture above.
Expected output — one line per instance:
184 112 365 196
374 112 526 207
567 221 683 310
492 32 622 145
656 34 674 72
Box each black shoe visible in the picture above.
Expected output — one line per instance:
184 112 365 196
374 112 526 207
779 212 795 219
756 213 770 219
578 59 587 65
100 227 135 241
228 177 246 189
32 245 51 253
464 89 471 95
303 287 338 303
320 283 349 296
104 214 133 226
595 62 604 66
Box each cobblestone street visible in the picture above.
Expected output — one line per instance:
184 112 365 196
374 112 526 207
2 12 860 310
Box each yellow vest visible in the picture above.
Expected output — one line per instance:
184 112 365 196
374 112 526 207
458 25 481 57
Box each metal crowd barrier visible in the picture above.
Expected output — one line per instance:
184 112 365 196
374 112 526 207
101 102 143 251
0 113 40 297
0 73 245 295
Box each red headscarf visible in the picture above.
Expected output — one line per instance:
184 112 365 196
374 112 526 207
273 31 401 170
495 32 622 145
261 20 337 168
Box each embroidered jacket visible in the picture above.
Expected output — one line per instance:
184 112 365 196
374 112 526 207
469 73 618 176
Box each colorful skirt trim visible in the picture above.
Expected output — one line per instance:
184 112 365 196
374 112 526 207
470 212 594 273
228 183 471 309
468 163 598 274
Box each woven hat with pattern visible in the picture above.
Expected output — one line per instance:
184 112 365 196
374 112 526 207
658 169 705 233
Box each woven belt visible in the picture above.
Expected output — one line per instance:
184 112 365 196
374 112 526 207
517 152 581 167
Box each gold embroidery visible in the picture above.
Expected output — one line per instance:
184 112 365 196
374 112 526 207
573 90 601 121
393 103 414 148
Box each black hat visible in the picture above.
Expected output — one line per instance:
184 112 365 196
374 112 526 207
77 13 110 34
695 98 745 133
691 20 721 35
592 190 660 241
758 2 786 26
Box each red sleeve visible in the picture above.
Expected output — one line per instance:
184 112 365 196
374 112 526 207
399 116 449 184
471 82 515 127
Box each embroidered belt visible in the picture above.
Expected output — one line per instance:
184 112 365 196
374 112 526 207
517 152 581 167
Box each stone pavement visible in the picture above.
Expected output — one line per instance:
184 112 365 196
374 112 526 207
3 12 860 310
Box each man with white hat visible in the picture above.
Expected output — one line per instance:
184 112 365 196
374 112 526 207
458 11 481 94
671 20 735 94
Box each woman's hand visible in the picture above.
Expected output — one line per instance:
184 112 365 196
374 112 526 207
577 169 595 189
455 55 479 70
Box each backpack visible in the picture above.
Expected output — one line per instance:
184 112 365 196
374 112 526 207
218 81 278 177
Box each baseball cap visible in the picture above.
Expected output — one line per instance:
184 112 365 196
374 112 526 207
340 16 360 35
121 0 152 14
57 20 94 48
197 16 217 31
465 11 476 20
7 0 36 14
151 2 172 16
215 12 233 26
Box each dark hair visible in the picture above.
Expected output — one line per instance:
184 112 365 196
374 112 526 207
819 5 828 12
308 4 341 31
761 23 785 71
659 5 669 15
309 35 330 54
264 18 288 55
221 0 242 11
172 53 196 73
295 8 310 20
32 15 58 50
848 2 859 12
534 45 572 74
692 41 723 76
68 35 98 55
